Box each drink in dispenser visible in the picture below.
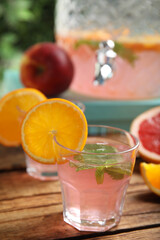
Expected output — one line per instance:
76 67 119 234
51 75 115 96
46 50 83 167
55 0 160 100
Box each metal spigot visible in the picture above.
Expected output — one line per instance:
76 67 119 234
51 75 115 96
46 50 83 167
94 40 117 86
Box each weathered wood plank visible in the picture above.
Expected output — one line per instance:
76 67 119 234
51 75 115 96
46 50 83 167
0 211 159 240
90 227 160 240
0 172 61 200
0 186 159 219
0 194 62 212
0 189 159 225
0 204 62 223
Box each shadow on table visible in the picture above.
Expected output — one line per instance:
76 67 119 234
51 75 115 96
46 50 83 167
135 191 160 204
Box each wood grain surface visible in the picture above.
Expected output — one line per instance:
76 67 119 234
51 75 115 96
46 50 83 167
0 145 160 240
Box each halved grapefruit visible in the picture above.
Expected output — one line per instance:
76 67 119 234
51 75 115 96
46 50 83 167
130 106 160 163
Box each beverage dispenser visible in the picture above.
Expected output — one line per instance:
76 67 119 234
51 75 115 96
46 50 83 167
55 0 160 100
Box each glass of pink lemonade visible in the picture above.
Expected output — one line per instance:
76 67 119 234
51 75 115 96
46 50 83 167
54 125 139 232
25 101 85 181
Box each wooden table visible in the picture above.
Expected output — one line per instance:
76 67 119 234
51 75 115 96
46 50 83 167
0 145 160 240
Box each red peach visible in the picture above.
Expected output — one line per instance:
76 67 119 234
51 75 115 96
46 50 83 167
20 42 74 96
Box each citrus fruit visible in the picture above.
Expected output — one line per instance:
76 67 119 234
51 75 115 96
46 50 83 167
130 106 160 163
0 88 47 146
140 162 160 197
21 98 88 164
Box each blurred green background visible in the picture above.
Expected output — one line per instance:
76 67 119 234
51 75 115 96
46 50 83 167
0 0 56 80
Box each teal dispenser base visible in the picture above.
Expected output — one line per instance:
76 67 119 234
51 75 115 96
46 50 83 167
83 99 160 131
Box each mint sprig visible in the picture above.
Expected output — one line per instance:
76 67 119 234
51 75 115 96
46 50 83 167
95 162 132 184
70 144 132 184
74 39 137 65
95 166 124 184
114 42 137 65
75 39 100 50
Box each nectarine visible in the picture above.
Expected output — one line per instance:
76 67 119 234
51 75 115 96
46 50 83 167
20 42 74 96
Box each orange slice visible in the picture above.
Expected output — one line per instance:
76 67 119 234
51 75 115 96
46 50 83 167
21 98 88 164
140 162 160 197
0 88 47 146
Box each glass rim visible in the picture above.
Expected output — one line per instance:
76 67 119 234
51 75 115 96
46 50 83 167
54 124 139 156
70 100 85 112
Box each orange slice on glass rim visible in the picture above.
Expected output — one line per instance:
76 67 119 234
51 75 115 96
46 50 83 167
140 162 160 197
21 98 88 164
0 88 47 146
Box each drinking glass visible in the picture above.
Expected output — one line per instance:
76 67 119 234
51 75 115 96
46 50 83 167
54 125 139 231
25 101 85 181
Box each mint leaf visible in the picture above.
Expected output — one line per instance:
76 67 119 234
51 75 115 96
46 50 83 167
104 168 124 180
83 144 117 153
114 42 137 65
74 39 137 65
74 154 84 161
95 167 105 184
69 161 94 171
71 144 132 184
74 39 99 50
95 161 132 183
104 162 132 180
74 144 119 167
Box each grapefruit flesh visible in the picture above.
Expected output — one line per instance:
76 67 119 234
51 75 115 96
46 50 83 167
139 113 160 155
130 106 160 163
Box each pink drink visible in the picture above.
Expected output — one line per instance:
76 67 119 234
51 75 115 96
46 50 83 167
56 125 139 232
58 159 130 232
56 34 160 100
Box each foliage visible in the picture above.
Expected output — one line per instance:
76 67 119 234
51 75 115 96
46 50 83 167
0 0 57 79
